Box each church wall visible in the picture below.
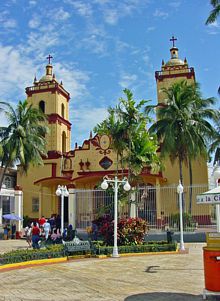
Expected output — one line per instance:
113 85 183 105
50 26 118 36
156 77 195 104
27 89 70 152
17 158 62 219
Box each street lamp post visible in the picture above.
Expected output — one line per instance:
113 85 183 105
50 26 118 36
177 181 185 251
213 165 220 232
56 185 69 235
101 176 131 258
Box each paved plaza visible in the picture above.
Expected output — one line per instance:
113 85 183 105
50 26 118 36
0 241 213 301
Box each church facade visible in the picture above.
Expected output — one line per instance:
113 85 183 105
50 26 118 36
17 40 210 228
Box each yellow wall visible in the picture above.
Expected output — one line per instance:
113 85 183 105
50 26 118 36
27 84 70 152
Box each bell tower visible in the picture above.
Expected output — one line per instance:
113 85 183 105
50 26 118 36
26 55 71 153
155 36 195 105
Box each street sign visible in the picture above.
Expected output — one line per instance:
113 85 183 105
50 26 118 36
196 193 220 204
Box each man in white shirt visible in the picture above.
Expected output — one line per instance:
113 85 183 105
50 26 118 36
43 220 51 240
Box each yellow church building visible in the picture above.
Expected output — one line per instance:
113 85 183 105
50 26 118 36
17 39 211 230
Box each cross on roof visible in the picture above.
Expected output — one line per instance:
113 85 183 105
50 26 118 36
46 54 53 64
170 35 177 48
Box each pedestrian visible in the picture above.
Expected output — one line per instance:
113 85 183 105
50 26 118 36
55 214 61 232
11 223 16 239
39 215 46 228
24 223 32 247
48 215 55 232
3 224 9 240
43 220 51 240
32 222 40 249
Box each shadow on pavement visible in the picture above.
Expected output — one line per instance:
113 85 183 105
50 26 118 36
124 292 203 301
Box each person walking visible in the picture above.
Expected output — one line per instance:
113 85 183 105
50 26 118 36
24 223 32 247
43 220 51 240
32 222 40 249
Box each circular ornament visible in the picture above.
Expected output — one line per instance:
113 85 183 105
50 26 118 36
100 135 110 150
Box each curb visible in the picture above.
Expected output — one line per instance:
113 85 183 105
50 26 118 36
0 257 67 272
95 248 186 258
0 248 186 271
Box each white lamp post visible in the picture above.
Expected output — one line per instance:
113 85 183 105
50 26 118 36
213 165 220 232
101 176 131 258
177 181 185 251
56 185 69 235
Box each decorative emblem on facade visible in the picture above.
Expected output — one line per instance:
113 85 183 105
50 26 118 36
99 156 113 170
91 135 111 155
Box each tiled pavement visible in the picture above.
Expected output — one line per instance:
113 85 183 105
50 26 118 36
0 241 213 301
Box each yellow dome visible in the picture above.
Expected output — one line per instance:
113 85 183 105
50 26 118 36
39 74 53 82
165 58 185 66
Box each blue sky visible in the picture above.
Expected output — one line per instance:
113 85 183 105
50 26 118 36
0 0 219 147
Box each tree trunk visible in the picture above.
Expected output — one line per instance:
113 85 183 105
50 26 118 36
178 158 183 184
0 164 8 191
188 160 193 214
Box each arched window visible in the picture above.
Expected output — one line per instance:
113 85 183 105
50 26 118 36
39 100 45 113
61 103 65 118
62 131 66 153
4 176 11 188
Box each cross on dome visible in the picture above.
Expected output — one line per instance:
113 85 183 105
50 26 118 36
46 54 53 65
170 35 177 48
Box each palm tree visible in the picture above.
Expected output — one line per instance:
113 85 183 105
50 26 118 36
206 0 220 24
209 116 220 165
94 89 160 182
147 81 217 187
94 108 127 173
0 100 48 189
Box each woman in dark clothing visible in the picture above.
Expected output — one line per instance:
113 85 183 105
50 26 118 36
56 215 61 232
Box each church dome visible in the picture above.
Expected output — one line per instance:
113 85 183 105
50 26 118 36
39 74 53 82
165 58 185 66
39 62 54 83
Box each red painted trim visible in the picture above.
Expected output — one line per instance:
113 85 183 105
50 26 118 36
155 68 195 81
52 163 56 177
44 162 57 177
72 169 164 182
46 151 62 159
34 176 71 185
67 183 76 189
48 114 71 130
26 83 70 101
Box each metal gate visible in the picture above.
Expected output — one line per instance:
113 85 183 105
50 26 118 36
74 185 216 232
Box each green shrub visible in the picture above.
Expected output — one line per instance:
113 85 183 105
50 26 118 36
92 216 148 246
170 213 195 229
92 242 177 255
0 245 65 265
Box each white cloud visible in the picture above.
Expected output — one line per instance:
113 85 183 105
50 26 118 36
0 45 37 101
81 34 107 55
103 9 119 25
169 1 181 8
153 9 169 19
25 31 59 58
3 19 17 29
71 106 108 144
0 111 9 128
54 63 90 99
147 26 156 32
206 21 220 35
208 21 220 28
0 11 17 29
29 0 37 5
54 7 70 21
65 0 93 17
119 73 138 89
28 15 41 29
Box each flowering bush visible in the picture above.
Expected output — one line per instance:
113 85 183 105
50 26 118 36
92 215 148 246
